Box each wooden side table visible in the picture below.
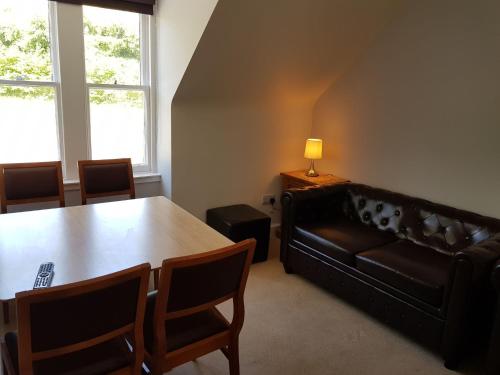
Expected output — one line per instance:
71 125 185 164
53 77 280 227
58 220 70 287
280 170 349 192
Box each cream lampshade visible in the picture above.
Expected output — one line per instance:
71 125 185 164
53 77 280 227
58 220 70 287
304 138 322 177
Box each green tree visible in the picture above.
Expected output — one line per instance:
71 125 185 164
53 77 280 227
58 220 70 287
1 14 141 104
0 26 22 47
85 19 140 60
23 19 50 55
0 16 52 95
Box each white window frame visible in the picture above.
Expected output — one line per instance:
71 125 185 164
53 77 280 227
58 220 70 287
50 2 66 172
84 12 154 174
0 1 156 179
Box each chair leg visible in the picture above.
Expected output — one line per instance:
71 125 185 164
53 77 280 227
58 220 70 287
150 364 163 375
1 340 15 375
153 269 160 290
228 339 240 375
3 301 9 324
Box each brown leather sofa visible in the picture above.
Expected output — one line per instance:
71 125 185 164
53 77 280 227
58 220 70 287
280 183 500 369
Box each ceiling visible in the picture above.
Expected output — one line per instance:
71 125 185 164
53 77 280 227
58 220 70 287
174 0 408 108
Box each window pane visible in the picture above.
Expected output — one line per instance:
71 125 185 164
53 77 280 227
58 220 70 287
0 0 52 81
83 6 141 85
89 89 146 164
0 86 59 163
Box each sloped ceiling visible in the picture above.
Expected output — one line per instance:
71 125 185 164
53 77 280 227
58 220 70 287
166 0 409 221
174 0 407 107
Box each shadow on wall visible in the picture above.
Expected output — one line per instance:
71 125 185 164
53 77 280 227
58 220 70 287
311 0 500 219
171 101 311 223
167 0 407 222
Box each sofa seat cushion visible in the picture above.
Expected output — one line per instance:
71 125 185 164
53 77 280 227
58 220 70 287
294 218 398 266
356 240 453 307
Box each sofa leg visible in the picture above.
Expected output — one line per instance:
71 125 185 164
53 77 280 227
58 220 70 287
283 263 293 274
442 327 463 371
444 358 459 370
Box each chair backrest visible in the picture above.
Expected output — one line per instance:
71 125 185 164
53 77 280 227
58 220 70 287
0 161 65 213
78 158 135 204
153 239 255 354
15 263 150 374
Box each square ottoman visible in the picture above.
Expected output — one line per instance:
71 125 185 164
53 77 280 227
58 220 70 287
206 204 271 263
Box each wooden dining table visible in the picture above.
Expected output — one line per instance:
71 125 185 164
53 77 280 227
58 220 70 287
0 196 233 302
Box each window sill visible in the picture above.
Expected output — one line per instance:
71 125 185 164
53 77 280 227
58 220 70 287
63 173 161 192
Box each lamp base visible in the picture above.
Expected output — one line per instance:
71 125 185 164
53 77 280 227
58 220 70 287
305 160 319 177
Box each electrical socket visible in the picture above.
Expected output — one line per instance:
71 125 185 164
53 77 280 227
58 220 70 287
262 194 276 205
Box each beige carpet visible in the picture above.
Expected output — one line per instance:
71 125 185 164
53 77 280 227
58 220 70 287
1 237 484 374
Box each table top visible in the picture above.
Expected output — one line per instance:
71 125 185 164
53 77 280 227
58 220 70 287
0 196 233 301
280 170 349 186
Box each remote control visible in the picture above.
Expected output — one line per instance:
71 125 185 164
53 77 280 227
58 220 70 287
33 262 55 289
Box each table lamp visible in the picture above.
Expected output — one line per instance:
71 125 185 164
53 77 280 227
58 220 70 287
304 138 322 177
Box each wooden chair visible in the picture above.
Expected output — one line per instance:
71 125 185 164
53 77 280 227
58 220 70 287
143 239 256 375
0 161 65 214
78 158 135 205
0 161 65 325
0 263 150 375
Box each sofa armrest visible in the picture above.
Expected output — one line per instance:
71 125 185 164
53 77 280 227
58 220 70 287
281 183 349 222
491 258 500 291
282 183 349 203
455 233 500 285
442 233 500 367
280 183 349 264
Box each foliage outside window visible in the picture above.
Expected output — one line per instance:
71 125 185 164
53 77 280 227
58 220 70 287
0 5 142 105
0 1 153 169
0 1 59 164
83 6 148 164
0 3 53 98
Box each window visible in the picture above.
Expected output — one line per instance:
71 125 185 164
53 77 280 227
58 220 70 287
83 6 151 169
0 1 155 177
0 0 61 163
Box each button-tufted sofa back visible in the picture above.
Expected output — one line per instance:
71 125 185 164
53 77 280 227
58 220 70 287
344 184 500 255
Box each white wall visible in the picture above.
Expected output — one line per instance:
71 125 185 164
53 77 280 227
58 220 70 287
155 0 219 198
312 0 500 218
171 101 311 221
169 0 404 222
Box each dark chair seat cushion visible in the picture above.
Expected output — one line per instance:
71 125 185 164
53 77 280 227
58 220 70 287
144 292 229 353
5 331 132 375
356 240 453 307
293 218 398 266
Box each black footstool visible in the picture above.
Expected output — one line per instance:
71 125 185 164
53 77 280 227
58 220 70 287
206 204 271 263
